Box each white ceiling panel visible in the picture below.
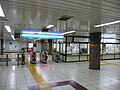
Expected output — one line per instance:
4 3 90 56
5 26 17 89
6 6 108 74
0 0 120 40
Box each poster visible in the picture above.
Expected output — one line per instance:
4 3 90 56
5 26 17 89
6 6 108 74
9 43 19 50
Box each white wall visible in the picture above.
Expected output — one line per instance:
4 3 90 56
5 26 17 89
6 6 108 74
4 40 26 52
35 42 41 52
4 40 42 52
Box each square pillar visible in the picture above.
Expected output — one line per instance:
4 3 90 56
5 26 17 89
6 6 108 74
89 33 101 70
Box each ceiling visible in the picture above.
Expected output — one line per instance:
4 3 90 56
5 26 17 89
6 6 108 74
0 0 120 40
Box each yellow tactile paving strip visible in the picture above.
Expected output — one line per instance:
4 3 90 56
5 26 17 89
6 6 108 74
103 62 120 66
81 61 109 66
101 62 109 66
25 57 52 90
81 61 120 66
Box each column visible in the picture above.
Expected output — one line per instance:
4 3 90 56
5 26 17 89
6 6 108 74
41 28 48 52
48 39 52 55
89 0 101 70
89 33 101 70
41 40 45 52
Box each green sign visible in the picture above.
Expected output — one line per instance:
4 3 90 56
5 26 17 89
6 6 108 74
14 33 20 38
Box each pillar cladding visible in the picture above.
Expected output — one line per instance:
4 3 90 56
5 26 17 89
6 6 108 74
41 39 52 54
41 40 46 52
1 39 3 54
48 39 52 55
89 33 101 70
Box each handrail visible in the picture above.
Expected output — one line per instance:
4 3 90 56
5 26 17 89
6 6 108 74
17 54 19 66
6 54 8 66
0 54 22 66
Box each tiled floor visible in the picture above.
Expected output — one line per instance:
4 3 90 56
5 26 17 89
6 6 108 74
0 65 37 90
0 56 120 90
35 60 120 90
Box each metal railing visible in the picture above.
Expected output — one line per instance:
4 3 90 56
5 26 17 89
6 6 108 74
0 54 22 66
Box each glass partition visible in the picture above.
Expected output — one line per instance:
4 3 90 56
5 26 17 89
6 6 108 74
101 43 120 59
63 43 66 54
79 43 89 61
65 43 89 61
115 44 120 53
67 43 79 54
60 43 63 54
54 35 120 62
59 43 65 54
115 44 120 59
80 44 88 54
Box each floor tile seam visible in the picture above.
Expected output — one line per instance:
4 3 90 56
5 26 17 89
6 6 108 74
25 57 52 90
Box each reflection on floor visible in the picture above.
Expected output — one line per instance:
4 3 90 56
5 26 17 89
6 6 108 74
0 65 37 90
0 58 120 90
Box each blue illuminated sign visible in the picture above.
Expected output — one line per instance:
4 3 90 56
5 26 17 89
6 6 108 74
21 34 64 40
21 29 64 40
22 30 63 35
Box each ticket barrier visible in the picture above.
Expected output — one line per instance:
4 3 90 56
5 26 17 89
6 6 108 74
30 52 36 64
21 53 25 65
40 51 48 64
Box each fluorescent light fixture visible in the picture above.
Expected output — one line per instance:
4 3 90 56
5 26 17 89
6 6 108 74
0 5 5 17
94 20 120 27
5 25 11 32
60 31 76 35
21 34 64 40
46 24 54 28
11 35 15 40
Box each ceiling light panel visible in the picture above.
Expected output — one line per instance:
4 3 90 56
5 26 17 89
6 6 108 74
11 35 15 40
60 31 76 35
94 20 120 27
46 24 54 28
0 5 5 17
5 26 12 32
